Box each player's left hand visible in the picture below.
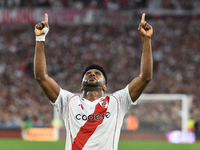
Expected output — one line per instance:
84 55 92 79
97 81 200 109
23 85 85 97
35 13 49 36
138 13 153 38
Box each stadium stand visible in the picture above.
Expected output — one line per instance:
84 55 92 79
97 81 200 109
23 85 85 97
0 0 200 138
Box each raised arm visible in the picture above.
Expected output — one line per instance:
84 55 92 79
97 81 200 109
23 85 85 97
34 13 60 103
128 13 153 103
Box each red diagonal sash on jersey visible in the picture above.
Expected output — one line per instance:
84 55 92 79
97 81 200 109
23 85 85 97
72 96 110 150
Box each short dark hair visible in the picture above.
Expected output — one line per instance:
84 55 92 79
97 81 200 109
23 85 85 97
81 64 107 84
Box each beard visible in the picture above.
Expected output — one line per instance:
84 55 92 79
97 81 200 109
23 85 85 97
82 80 103 88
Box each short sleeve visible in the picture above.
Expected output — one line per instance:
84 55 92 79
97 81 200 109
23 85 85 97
113 85 137 115
50 88 74 117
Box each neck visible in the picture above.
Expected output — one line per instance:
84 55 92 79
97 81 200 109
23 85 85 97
82 90 104 102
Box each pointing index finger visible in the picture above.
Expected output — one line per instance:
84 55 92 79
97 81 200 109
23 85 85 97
45 13 48 23
141 13 145 22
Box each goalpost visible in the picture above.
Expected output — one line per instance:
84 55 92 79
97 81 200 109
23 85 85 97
136 94 193 143
53 93 192 143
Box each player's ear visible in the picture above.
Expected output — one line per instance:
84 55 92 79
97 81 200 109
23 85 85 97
80 85 83 91
103 85 107 91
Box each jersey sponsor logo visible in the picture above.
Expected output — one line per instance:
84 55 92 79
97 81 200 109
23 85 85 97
75 112 111 121
72 96 110 149
99 98 108 108
78 104 83 110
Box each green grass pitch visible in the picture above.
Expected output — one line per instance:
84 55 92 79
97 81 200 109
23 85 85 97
0 138 199 150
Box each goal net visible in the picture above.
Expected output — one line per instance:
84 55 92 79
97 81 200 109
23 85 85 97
121 94 193 143
53 93 192 143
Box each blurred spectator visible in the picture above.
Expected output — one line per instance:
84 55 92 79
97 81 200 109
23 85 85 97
36 0 51 7
180 0 194 10
161 0 176 9
161 0 195 10
6 0 21 8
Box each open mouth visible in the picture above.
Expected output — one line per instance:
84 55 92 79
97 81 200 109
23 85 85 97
88 77 96 81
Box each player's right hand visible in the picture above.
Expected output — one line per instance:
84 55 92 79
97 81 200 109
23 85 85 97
138 13 153 38
35 13 49 36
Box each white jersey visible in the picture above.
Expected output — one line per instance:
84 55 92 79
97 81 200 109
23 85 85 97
51 85 136 150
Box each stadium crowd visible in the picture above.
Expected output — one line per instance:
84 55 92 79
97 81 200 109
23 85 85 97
0 18 200 132
161 0 196 10
1 0 199 11
0 0 148 10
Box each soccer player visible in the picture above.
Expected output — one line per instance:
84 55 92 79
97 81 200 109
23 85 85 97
34 13 153 150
